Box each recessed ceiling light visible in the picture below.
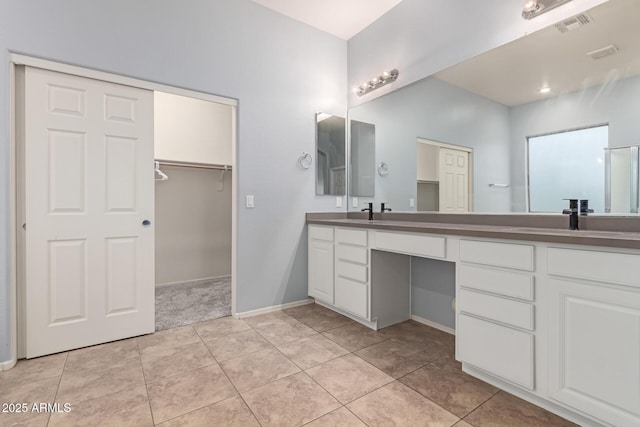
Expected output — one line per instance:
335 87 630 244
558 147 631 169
539 87 551 94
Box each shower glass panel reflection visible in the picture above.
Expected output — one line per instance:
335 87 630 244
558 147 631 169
605 145 640 213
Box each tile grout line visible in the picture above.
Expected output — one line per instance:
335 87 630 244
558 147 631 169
193 321 264 427
460 389 502 425
46 351 69 427
137 336 158 426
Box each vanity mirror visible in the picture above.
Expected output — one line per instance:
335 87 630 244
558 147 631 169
316 113 346 196
347 0 640 214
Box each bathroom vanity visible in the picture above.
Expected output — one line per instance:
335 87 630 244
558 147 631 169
307 213 640 427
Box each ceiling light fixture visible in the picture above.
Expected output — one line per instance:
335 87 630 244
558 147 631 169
522 0 573 20
354 69 399 96
539 87 551 94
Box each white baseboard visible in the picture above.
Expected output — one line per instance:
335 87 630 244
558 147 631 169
1 358 17 371
156 275 231 288
235 298 313 319
411 314 456 335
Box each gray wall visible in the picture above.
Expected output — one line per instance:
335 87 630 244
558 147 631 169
348 77 512 212
347 0 607 107
411 257 456 330
155 166 232 286
0 0 346 362
509 75 640 211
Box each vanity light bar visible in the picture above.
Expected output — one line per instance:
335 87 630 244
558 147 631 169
354 69 399 97
522 0 572 20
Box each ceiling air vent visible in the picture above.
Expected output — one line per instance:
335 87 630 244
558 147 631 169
555 13 593 32
587 45 619 60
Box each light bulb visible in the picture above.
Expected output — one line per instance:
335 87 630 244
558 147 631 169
523 0 539 12
371 78 379 85
360 83 368 90
352 87 359 93
382 71 390 78
539 86 551 94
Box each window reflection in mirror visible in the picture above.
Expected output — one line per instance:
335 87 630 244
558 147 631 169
350 120 375 197
316 113 346 196
527 125 607 213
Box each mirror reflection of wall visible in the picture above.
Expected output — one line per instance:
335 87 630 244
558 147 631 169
350 120 375 197
316 113 346 196
346 0 640 214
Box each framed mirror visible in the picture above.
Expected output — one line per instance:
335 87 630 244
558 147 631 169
347 0 640 214
316 113 346 196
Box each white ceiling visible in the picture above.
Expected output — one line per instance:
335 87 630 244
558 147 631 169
252 0 402 40
434 0 640 106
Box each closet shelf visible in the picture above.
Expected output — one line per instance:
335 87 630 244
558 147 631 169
155 159 232 171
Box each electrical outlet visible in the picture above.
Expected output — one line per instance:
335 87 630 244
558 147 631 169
336 197 343 208
409 198 415 208
352 197 358 207
246 195 255 208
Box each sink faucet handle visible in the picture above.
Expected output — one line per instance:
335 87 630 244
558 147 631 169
361 202 374 221
380 202 392 213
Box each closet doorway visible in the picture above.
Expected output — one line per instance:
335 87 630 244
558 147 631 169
153 92 234 330
12 55 237 359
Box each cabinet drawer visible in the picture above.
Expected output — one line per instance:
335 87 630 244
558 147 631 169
459 288 534 331
309 225 334 242
336 244 368 265
458 314 534 389
458 264 534 301
548 247 640 288
460 240 534 271
374 231 445 258
335 276 368 319
336 260 368 283
335 228 368 246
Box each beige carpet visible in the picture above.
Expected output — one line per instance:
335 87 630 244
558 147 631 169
155 277 231 331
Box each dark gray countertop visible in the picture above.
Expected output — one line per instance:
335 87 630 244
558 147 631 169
306 213 640 250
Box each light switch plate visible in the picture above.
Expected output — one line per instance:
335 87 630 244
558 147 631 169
246 195 255 208
336 197 343 208
409 198 415 208
352 197 358 207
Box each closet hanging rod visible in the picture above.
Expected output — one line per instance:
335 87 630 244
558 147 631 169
155 160 232 171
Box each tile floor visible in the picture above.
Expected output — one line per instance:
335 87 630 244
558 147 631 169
0 303 577 427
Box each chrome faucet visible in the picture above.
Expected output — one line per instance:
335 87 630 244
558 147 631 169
361 202 374 221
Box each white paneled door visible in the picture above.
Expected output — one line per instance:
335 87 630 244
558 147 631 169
439 147 470 212
24 67 155 358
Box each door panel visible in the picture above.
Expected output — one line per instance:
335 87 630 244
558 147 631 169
439 148 470 212
48 239 88 324
24 66 154 357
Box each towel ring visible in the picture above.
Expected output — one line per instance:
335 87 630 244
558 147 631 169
298 152 313 169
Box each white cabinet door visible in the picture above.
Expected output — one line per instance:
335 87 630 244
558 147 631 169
308 239 334 304
24 67 155 358
549 278 640 427
335 276 368 319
